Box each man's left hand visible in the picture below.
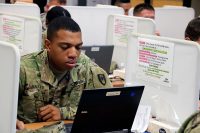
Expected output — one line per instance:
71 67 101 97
38 105 61 122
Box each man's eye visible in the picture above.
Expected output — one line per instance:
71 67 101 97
60 45 69 50
76 46 82 50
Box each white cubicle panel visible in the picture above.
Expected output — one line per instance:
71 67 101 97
107 15 155 68
0 3 40 18
0 41 20 133
125 33 200 125
62 6 124 45
0 12 42 55
155 7 194 39
128 6 194 39
128 7 134 16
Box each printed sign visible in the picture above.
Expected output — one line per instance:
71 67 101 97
136 37 174 87
0 15 25 51
113 16 138 46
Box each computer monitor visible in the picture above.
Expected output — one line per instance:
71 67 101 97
81 45 114 74
71 86 144 133
125 33 200 125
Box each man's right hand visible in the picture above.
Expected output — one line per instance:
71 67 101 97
16 119 24 130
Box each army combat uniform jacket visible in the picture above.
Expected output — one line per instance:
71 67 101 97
178 111 200 133
18 50 112 123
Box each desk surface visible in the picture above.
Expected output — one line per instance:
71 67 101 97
112 80 124 87
25 120 73 130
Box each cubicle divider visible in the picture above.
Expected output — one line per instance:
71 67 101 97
106 14 155 68
62 6 124 45
125 33 200 125
155 7 194 39
0 3 40 18
0 41 20 133
0 12 42 55
128 6 194 39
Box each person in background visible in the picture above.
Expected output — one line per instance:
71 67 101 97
41 0 67 31
115 0 131 15
33 0 47 13
133 3 160 36
44 0 67 12
185 17 200 44
45 6 71 26
133 3 155 19
42 6 71 49
17 16 112 129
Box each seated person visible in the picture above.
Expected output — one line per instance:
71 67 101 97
133 3 160 36
17 16 112 129
42 6 71 49
41 0 67 31
115 0 131 15
185 17 200 44
133 3 155 19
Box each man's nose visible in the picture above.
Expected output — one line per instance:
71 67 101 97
68 47 78 58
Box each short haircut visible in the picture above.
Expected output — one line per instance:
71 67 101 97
46 6 71 24
133 3 154 16
47 16 81 41
185 17 200 41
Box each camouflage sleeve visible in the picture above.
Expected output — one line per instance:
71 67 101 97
178 111 200 133
86 65 112 89
59 106 76 120
17 64 26 120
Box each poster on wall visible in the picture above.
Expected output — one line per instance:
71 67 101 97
136 37 174 87
0 15 25 51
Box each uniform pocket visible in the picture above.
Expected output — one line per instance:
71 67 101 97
22 95 37 121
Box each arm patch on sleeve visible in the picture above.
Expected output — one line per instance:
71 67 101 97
98 74 106 86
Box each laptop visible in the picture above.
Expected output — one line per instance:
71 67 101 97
69 86 144 133
81 45 114 74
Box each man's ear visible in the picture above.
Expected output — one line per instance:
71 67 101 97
185 37 191 41
45 39 51 51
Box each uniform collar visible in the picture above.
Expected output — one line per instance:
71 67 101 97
37 50 82 86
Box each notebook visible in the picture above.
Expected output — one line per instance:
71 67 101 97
70 86 144 133
81 45 114 74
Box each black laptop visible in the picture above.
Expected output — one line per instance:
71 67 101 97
81 45 114 74
69 86 144 133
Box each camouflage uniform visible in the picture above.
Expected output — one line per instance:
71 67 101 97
178 111 200 133
18 50 112 123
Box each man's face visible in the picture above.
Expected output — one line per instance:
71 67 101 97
45 29 83 71
137 9 155 19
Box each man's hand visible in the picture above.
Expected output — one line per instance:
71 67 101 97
16 119 24 130
38 105 61 122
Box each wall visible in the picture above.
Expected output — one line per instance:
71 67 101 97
131 0 183 7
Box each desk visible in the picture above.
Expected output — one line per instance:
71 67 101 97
112 80 124 87
25 120 73 130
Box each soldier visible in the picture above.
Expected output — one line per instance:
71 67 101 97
133 3 155 19
185 17 200 44
41 0 67 31
17 16 112 129
115 0 132 15
133 3 160 36
42 6 71 49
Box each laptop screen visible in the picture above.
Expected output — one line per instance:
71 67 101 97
71 86 144 133
81 45 114 74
